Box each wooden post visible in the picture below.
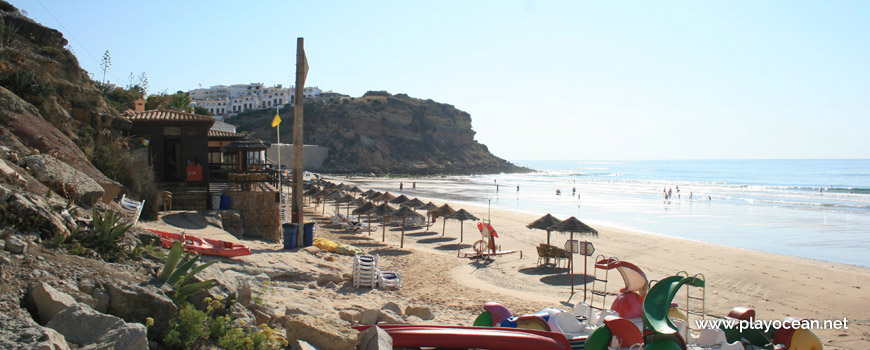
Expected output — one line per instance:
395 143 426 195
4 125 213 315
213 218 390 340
292 37 307 247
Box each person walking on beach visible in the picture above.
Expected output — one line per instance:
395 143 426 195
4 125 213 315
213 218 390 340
496 184 499 193
412 182 416 190
400 182 403 191
572 187 576 195
517 185 520 192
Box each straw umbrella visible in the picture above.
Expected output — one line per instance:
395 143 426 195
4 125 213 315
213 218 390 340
548 216 599 297
526 214 563 247
401 198 425 211
430 204 456 237
348 197 367 216
389 195 410 206
372 191 396 204
314 189 333 214
444 209 479 242
418 202 439 230
361 189 376 198
392 206 425 248
333 194 353 215
365 191 382 200
349 186 363 197
352 202 376 236
369 203 396 242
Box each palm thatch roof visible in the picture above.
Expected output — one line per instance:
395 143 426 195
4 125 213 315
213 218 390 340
430 204 456 218
389 195 410 205
527 213 562 230
369 203 396 217
352 202 376 215
373 192 397 202
401 198 425 209
548 216 598 236
392 206 425 219
445 209 478 222
418 202 439 211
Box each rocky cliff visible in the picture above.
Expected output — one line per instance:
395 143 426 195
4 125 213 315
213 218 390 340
228 92 530 175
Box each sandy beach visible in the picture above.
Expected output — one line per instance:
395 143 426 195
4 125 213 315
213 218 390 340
143 176 870 350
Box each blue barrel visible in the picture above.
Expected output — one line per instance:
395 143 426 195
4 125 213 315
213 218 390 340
302 222 315 247
220 195 231 209
282 223 298 249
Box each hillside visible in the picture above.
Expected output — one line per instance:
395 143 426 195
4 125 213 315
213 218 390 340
227 92 530 175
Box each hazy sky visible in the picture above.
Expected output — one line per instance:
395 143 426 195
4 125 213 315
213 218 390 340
15 0 870 160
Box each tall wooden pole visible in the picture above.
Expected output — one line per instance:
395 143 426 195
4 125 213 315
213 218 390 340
292 37 306 247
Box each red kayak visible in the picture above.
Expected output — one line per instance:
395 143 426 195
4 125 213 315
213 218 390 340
353 324 571 350
147 229 252 257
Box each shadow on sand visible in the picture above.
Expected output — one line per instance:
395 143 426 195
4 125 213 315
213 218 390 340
434 243 471 251
517 266 569 276
160 212 217 230
368 248 412 256
539 273 593 286
416 237 456 244
406 231 439 237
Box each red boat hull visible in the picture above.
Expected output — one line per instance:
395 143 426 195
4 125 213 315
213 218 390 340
147 229 252 257
353 324 571 350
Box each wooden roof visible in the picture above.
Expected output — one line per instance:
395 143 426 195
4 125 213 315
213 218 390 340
122 110 215 126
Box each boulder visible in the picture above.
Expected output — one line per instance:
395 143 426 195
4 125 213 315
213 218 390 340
46 303 146 350
5 235 26 254
378 309 404 325
23 154 104 204
381 302 402 316
29 282 77 324
317 272 343 285
357 326 392 350
3 193 69 238
229 302 256 327
105 281 176 336
359 309 379 326
90 288 110 313
195 266 255 306
0 87 120 200
339 309 361 324
404 305 435 320
0 309 70 350
279 314 358 350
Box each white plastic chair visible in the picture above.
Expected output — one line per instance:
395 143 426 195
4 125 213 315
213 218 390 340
378 270 402 289
119 194 144 226
353 254 379 288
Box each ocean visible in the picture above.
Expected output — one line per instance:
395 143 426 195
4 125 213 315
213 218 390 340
354 159 870 267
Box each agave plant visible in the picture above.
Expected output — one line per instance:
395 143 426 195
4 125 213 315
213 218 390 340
158 241 217 304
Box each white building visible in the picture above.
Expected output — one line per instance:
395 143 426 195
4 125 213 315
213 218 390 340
189 83 322 118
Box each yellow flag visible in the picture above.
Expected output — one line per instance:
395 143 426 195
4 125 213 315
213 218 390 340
271 108 281 127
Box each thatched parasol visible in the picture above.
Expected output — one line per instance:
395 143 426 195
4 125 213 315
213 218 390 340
361 189 376 197
369 203 396 242
352 201 376 236
392 206 425 248
347 197 368 215
401 198 425 210
526 213 563 247
373 192 397 203
349 186 363 195
418 202 440 230
445 209 479 242
389 195 410 205
334 194 355 215
365 190 382 200
430 204 457 236
548 216 598 296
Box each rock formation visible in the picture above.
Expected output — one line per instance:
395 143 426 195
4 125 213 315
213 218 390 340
229 92 531 175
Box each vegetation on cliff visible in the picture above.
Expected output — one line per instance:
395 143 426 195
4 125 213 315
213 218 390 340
228 91 530 175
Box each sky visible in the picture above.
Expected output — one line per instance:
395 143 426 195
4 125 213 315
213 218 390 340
13 0 870 161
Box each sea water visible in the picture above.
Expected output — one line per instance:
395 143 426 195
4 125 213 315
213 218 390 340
355 160 870 267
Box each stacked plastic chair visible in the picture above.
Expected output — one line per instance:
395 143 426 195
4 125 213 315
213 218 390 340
353 254 379 288
378 270 402 289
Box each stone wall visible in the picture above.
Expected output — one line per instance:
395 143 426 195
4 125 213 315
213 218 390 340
229 188 280 242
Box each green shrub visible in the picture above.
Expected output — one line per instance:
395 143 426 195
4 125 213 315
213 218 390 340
163 303 210 350
64 207 131 261
157 241 217 304
0 17 18 45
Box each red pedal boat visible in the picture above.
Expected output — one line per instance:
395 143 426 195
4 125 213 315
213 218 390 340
352 324 571 350
147 229 252 257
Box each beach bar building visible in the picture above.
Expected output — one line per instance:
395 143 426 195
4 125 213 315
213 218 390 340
123 106 282 241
